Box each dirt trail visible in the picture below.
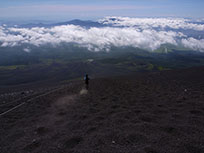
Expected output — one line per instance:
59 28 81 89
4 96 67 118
39 94 77 128
35 88 88 136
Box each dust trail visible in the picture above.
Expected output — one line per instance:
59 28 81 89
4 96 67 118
54 95 76 106
80 88 88 95
39 94 77 127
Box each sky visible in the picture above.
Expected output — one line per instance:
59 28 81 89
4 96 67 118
0 0 204 21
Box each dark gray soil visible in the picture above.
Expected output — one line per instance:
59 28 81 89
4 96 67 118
1 67 204 153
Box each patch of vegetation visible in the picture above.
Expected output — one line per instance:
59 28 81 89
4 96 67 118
0 65 26 70
147 64 154 70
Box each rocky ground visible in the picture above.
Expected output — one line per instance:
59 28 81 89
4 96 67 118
0 67 204 153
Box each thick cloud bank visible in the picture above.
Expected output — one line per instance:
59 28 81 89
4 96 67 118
0 17 204 52
99 17 204 31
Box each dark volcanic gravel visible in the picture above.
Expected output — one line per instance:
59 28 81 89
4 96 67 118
1 67 204 153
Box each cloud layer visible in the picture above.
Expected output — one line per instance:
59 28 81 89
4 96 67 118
0 17 204 52
99 17 204 31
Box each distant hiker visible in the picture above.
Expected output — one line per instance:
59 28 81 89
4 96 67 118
84 74 90 90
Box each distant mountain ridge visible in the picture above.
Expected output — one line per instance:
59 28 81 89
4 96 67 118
19 19 105 28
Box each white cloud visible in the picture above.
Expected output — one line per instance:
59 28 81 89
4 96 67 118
23 48 31 53
181 38 204 51
0 17 204 52
99 17 204 31
1 25 181 51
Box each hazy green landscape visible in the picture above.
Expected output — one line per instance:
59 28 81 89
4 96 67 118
1 45 204 86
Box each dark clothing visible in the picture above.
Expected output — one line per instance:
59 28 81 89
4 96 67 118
85 78 89 85
84 75 90 90
85 77 89 84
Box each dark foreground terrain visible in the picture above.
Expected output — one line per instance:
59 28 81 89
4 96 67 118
1 67 204 153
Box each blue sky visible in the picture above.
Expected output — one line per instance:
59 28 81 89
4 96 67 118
0 0 204 21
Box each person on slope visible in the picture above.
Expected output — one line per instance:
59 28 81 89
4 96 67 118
84 74 90 90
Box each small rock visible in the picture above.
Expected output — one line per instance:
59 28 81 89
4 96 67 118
32 139 36 143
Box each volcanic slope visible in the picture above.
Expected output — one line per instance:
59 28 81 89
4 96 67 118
1 67 204 153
